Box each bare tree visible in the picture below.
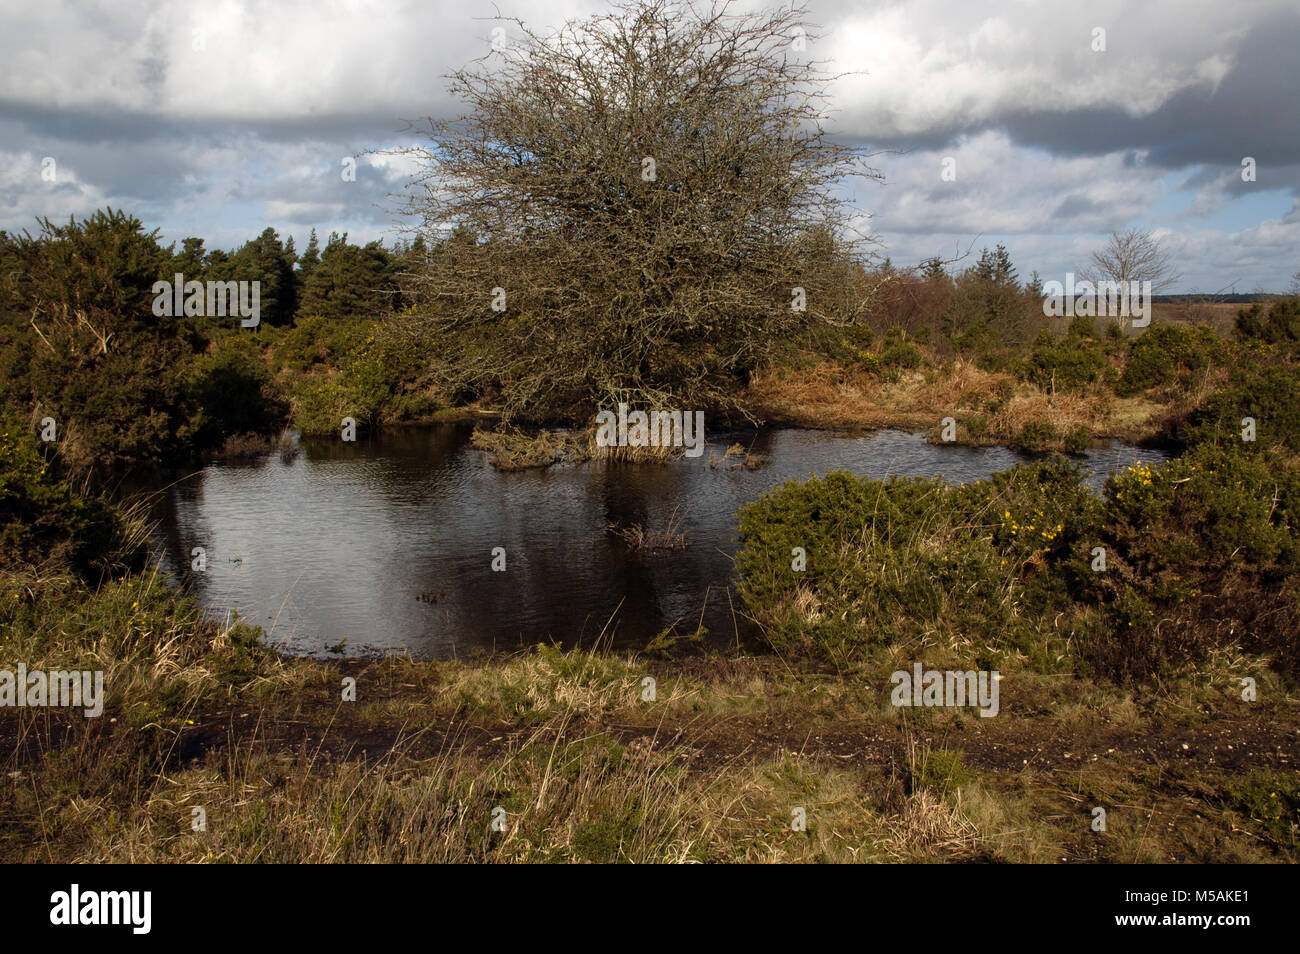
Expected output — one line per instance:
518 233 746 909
387 0 881 420
1088 228 1180 293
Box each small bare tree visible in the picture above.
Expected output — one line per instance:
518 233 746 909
1081 228 1180 330
388 0 881 420
1088 228 1180 293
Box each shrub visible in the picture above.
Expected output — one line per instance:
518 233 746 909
1063 426 1091 454
1118 323 1224 395
735 450 1300 681
1026 330 1106 392
187 333 289 451
1235 297 1300 347
0 209 201 475
1222 771 1300 849
1181 363 1300 453
1012 420 1057 453
876 342 927 373
1067 316 1099 339
735 459 1097 665
1075 447 1300 680
0 419 139 577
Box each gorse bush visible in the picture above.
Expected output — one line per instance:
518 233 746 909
1077 445 1300 679
736 468 1040 665
736 450 1300 680
1025 329 1107 392
0 211 199 474
1118 322 1223 396
1236 297 1300 349
0 419 141 578
0 210 300 475
1011 420 1058 453
275 317 439 435
1182 363 1300 453
0 208 433 478
876 341 927 372
187 333 289 449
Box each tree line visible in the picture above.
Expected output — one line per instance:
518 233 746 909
167 224 426 326
0 208 431 475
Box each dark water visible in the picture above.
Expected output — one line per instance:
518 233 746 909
148 426 1167 659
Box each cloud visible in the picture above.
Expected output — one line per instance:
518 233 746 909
0 0 1295 288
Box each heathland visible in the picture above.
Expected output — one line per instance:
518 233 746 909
2 208 1298 861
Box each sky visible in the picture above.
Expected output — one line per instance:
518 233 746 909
1 0 1297 293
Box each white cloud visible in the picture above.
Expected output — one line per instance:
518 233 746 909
0 0 1295 289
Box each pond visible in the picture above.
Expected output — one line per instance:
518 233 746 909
147 426 1168 659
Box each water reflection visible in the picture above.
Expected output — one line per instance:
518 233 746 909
150 426 1167 659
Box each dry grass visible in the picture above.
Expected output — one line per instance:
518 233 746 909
3 560 1295 864
470 426 589 470
708 442 770 469
746 360 1011 431
605 506 689 551
984 388 1103 440
746 357 1169 448
5 638 1295 862
470 425 693 469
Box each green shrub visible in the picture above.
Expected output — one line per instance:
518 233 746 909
1118 323 1224 395
0 210 202 475
187 333 289 450
878 342 926 371
1235 297 1300 347
1067 316 1099 339
271 314 373 373
1026 330 1106 392
1012 420 1057 452
1063 426 1091 454
1222 771 1300 849
735 450 1300 682
0 419 139 577
735 459 1098 665
910 748 971 797
794 323 875 368
1075 447 1300 680
974 350 1010 373
1181 363 1300 453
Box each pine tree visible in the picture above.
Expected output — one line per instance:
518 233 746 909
1026 270 1044 299
298 228 321 283
298 233 396 320
921 257 947 281
219 227 297 326
171 237 207 278
975 244 1019 289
